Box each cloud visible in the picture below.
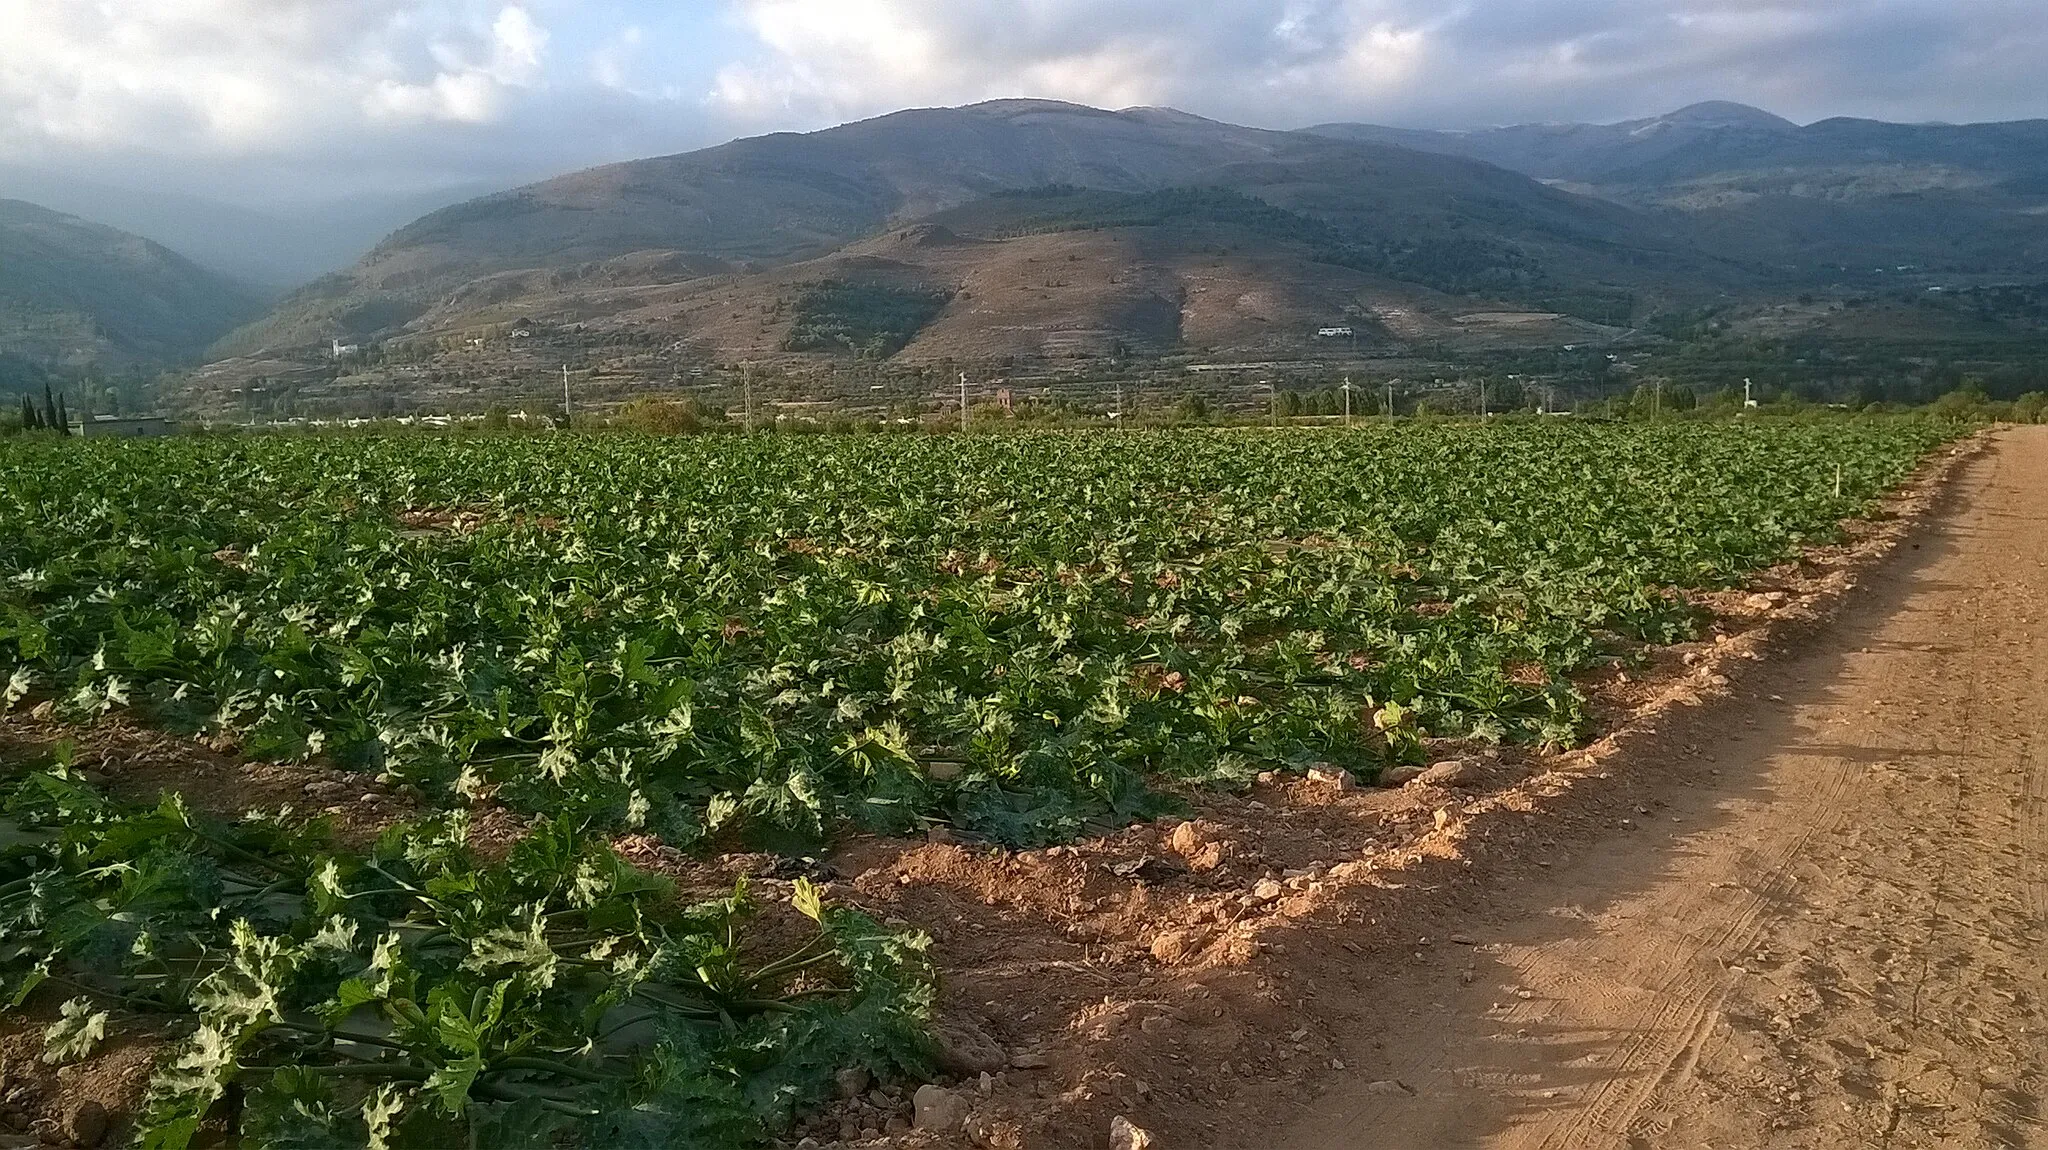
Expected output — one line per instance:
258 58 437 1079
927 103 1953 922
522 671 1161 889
366 6 552 124
0 0 666 209
2 0 2046 221
709 0 2048 130
0 2 545 155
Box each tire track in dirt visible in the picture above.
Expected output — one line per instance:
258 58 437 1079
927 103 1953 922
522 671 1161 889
1274 427 2048 1150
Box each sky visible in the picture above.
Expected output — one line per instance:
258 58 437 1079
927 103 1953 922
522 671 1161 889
6 0 2048 213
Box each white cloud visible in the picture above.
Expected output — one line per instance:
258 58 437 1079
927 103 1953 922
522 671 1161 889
0 0 554 156
366 5 552 123
2 0 2047 217
708 0 2048 130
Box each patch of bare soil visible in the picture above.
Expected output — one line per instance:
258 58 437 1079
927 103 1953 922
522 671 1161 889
0 431 1999 1149
0 713 423 845
1270 427 2048 1150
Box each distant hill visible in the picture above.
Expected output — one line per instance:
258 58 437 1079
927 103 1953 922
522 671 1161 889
186 99 2048 417
1306 103 2048 274
212 100 1757 360
0 199 264 367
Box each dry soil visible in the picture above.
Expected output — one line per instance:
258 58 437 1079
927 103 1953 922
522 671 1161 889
1274 427 2048 1149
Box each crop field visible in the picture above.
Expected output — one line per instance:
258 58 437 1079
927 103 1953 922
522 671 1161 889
0 420 1957 1145
1 424 1955 846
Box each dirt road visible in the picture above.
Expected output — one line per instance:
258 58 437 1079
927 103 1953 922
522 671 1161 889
1276 428 2048 1149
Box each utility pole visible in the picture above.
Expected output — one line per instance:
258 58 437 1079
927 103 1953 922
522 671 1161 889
1341 377 1353 428
561 365 571 428
959 371 969 433
1653 378 1663 418
1480 379 1488 419
1744 377 1754 409
743 360 754 434
1386 381 1396 418
1115 379 1125 427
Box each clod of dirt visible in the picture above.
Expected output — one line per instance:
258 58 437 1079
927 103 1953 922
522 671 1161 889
912 1084 971 1132
1111 1114 1155 1150
1165 820 1228 871
934 1018 1009 1077
1415 760 1477 788
1365 1079 1416 1097
64 1100 107 1148
1381 765 1427 786
1149 928 1211 965
1306 766 1356 792
834 1066 871 1100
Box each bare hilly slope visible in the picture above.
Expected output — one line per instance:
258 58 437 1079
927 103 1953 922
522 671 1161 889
0 199 263 367
213 101 1757 360
1309 103 2048 274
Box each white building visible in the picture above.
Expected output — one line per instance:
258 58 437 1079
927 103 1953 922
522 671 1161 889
332 339 361 359
71 416 177 438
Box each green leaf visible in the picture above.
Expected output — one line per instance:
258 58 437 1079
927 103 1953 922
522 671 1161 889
424 1053 483 1118
790 878 824 925
41 997 108 1064
362 1085 408 1150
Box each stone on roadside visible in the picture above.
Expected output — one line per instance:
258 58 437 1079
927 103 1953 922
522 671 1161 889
935 1018 1009 1077
912 1085 971 1132
1415 760 1476 788
1306 766 1355 791
1110 1115 1155 1150
1380 765 1426 786
1252 878 1285 902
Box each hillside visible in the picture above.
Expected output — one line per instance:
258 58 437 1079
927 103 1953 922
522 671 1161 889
185 99 2048 419
1306 104 2048 275
0 199 263 367
211 100 1763 362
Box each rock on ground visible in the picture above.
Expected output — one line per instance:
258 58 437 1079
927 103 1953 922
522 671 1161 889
934 1017 1009 1077
912 1085 972 1132
1111 1115 1154 1150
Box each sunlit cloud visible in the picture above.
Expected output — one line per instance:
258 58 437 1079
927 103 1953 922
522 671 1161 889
0 0 2044 211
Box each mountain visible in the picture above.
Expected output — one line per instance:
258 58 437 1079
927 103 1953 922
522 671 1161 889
213 99 1755 361
189 98 2048 419
0 199 265 367
1306 103 2048 273
1306 103 1802 183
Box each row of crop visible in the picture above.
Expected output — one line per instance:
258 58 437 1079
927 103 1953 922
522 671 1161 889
0 424 1954 848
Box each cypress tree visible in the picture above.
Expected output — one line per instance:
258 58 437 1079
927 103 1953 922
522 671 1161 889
21 394 38 430
54 394 69 435
41 384 58 432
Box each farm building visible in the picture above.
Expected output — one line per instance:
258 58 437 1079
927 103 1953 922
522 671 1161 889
70 416 178 438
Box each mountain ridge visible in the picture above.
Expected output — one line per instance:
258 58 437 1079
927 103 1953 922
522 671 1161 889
0 198 266 372
184 97 2048 418
212 98 1760 361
